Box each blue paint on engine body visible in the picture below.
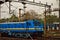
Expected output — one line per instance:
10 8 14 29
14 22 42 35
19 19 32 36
0 20 44 33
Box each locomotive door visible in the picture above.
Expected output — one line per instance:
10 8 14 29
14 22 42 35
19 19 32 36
26 22 31 31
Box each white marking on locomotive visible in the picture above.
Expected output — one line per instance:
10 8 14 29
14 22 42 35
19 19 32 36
0 28 43 30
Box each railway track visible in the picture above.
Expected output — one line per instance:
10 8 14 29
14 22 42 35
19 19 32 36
0 37 43 40
0 36 60 40
0 35 43 40
0 33 60 40
0 32 44 40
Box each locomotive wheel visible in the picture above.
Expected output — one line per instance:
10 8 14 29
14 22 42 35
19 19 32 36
22 34 29 38
1 32 8 37
15 33 21 38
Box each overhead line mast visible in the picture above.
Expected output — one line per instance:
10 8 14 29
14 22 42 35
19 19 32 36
0 4 1 19
18 0 51 7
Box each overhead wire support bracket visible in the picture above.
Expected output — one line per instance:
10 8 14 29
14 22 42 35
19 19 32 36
9 1 11 14
18 0 51 8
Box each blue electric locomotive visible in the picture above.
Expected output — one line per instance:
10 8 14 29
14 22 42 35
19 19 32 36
0 20 44 38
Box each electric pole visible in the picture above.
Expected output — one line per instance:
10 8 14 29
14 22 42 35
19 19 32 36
0 4 1 19
57 0 60 18
57 0 60 28
18 9 21 21
59 0 60 27
9 1 11 14
44 2 47 36
57 0 60 29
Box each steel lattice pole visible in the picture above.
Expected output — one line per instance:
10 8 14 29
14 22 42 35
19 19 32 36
59 0 60 27
0 4 1 19
44 2 47 36
9 1 11 14
59 0 60 18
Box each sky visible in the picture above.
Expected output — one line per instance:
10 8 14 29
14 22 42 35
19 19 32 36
0 0 59 18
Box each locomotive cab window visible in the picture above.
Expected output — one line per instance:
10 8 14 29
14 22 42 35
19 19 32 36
34 21 40 26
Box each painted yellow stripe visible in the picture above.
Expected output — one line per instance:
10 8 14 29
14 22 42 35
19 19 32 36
0 28 43 30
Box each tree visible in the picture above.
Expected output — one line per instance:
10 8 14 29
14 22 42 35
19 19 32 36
0 19 6 23
9 14 19 22
22 10 39 20
0 10 43 22
45 15 59 24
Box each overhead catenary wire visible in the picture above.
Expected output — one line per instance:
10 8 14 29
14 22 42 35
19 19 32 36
2 2 18 14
